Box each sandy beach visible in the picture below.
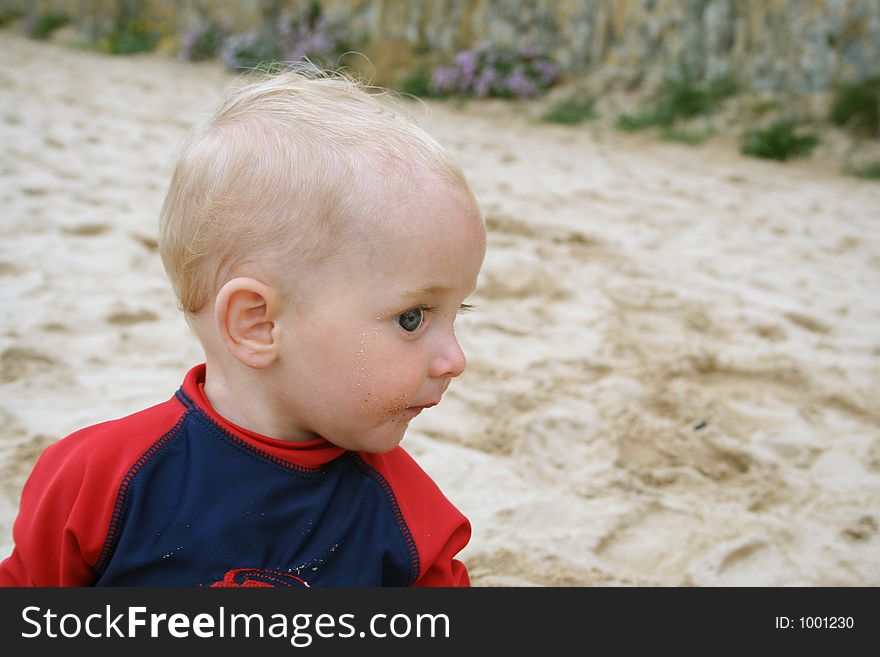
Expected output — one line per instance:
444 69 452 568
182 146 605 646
1 31 879 586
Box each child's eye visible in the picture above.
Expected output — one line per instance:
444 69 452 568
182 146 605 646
397 308 424 332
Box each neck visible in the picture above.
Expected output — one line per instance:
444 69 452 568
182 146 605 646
202 361 317 442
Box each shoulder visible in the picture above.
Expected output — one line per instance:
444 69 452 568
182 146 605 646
4 395 189 584
357 447 471 586
357 446 445 501
357 446 469 539
38 395 188 477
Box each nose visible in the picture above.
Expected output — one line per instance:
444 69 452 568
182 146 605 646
429 332 467 380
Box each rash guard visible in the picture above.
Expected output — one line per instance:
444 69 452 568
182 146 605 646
0 364 470 587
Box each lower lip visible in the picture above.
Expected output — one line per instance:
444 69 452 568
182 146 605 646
403 407 424 417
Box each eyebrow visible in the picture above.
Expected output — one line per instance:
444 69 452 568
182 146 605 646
401 285 455 301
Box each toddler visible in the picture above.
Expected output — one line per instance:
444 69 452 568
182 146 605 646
0 68 485 587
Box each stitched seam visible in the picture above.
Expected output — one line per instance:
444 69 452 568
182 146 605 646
191 410 325 479
177 389 325 477
175 389 194 409
94 412 188 575
347 453 420 586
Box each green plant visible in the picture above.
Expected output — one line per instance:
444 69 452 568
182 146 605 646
830 78 880 138
0 8 23 26
740 119 820 161
541 96 597 125
656 78 714 121
615 111 660 132
220 30 282 71
400 65 432 97
660 126 710 145
22 12 69 40
748 98 782 116
106 20 160 53
617 74 738 131
179 18 230 61
845 160 880 180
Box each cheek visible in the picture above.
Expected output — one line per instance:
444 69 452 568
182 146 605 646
348 331 421 414
350 328 379 389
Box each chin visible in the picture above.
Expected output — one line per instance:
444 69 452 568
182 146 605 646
339 415 412 454
363 428 408 454
366 436 406 454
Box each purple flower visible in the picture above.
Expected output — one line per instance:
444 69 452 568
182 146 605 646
220 32 257 68
179 20 229 61
275 7 349 66
473 68 498 97
178 27 199 60
309 31 332 55
220 31 277 70
430 66 459 94
429 42 561 98
533 59 560 87
454 49 479 79
504 68 538 98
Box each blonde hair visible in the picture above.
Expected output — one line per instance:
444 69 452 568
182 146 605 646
158 65 470 315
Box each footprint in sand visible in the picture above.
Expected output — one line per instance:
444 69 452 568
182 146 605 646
43 137 65 150
0 262 21 276
484 213 541 239
130 232 158 251
0 347 55 383
61 223 111 236
834 235 860 252
841 515 878 541
716 537 770 575
682 533 783 585
486 213 604 251
478 267 571 302
783 310 831 334
72 193 112 207
40 322 69 333
594 504 711 581
750 322 788 341
105 309 159 326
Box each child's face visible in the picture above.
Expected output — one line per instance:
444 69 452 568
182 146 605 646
273 176 485 453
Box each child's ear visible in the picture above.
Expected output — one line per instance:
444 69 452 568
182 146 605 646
214 277 282 368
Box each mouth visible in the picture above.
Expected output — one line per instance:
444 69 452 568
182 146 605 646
403 400 441 416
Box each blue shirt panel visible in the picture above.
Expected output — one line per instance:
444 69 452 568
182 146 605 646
94 407 416 587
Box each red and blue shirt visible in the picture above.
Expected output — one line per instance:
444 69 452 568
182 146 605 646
0 364 470 587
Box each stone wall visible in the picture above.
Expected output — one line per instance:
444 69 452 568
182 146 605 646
8 0 880 91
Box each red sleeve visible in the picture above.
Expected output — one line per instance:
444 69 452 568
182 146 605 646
0 398 186 587
361 448 471 587
0 439 99 586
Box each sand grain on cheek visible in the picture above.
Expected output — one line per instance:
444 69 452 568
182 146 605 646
353 327 383 413
380 393 412 424
350 331 414 425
